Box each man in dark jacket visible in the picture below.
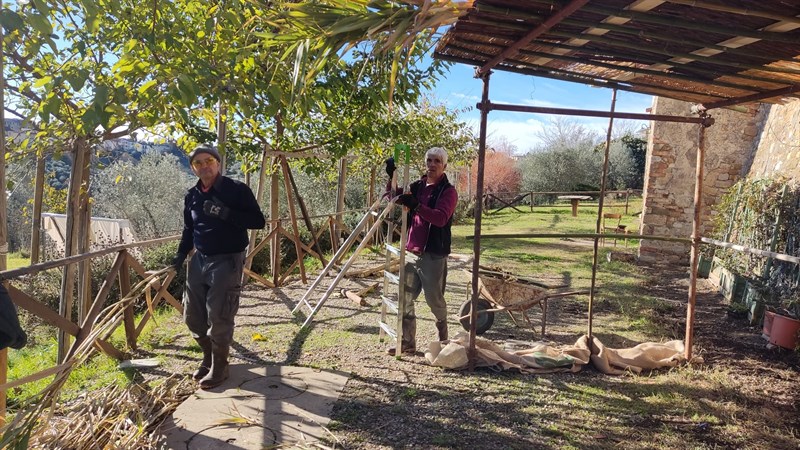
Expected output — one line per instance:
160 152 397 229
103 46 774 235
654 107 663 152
172 145 265 389
0 283 27 351
386 147 458 355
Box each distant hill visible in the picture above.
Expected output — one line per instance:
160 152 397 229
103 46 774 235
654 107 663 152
3 119 195 189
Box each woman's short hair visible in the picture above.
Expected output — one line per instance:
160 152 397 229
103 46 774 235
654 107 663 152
425 147 448 165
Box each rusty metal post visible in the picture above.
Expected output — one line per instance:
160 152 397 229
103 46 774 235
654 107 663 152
685 113 711 361
469 69 491 369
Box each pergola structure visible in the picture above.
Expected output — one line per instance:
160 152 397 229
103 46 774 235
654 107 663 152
432 0 800 362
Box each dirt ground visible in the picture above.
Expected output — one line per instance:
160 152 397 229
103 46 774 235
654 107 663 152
145 254 800 449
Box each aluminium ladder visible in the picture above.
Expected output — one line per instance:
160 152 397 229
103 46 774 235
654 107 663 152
292 144 412 333
378 144 412 355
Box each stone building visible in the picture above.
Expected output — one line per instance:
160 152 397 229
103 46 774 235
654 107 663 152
639 98 800 264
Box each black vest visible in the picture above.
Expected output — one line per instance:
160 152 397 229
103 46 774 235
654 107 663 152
409 175 455 256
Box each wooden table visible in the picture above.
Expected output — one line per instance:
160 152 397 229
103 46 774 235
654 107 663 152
557 195 591 217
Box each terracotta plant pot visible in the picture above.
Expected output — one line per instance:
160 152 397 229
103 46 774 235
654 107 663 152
769 314 800 350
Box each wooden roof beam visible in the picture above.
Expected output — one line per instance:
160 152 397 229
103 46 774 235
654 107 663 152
476 0 590 77
661 0 800 25
698 85 800 110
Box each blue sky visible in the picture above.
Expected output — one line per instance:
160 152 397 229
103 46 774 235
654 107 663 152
426 62 654 153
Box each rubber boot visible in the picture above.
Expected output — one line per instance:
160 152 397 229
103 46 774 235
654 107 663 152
199 344 230 389
435 319 448 341
192 336 213 381
387 315 417 356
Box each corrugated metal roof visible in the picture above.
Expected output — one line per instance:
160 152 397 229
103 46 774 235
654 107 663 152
434 0 800 107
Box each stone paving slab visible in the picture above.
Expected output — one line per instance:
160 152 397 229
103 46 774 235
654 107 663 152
161 364 350 449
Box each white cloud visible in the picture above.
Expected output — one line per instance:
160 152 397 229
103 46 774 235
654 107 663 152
464 117 549 153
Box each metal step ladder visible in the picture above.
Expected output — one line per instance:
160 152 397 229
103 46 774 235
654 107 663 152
292 144 412 331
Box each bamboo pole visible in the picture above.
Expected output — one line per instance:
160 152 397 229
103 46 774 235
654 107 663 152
686 113 710 361
270 160 280 284
0 235 178 281
700 237 800 265
394 145 411 358
0 21 7 425
30 155 45 263
217 102 227 172
762 184 788 279
588 89 617 340
469 70 491 370
279 156 307 283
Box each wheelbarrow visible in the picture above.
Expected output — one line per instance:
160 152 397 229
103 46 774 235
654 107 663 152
458 268 587 336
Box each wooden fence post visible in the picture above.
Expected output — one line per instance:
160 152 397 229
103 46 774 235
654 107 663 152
120 251 136 349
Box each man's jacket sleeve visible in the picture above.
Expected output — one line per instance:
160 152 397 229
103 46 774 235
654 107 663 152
0 284 27 351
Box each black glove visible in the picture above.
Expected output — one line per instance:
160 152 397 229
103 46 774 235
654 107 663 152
395 193 419 211
171 253 187 270
203 199 230 220
385 157 396 178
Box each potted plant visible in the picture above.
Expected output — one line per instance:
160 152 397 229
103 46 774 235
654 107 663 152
767 297 800 350
744 279 771 326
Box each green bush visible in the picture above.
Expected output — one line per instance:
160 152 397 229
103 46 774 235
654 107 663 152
142 241 185 300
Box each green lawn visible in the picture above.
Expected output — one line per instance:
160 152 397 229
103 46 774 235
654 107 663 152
6 252 30 270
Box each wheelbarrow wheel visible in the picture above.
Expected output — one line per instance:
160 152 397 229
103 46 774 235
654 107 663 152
459 298 494 335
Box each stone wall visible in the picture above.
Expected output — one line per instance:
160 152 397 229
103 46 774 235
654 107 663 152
746 100 800 179
638 98 758 264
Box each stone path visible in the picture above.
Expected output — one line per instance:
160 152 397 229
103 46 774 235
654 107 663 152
161 364 349 449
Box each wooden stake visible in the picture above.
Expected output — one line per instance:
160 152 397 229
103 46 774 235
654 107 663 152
58 140 86 363
30 155 45 263
279 156 306 283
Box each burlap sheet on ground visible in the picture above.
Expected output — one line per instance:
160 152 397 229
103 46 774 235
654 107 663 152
425 332 686 375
